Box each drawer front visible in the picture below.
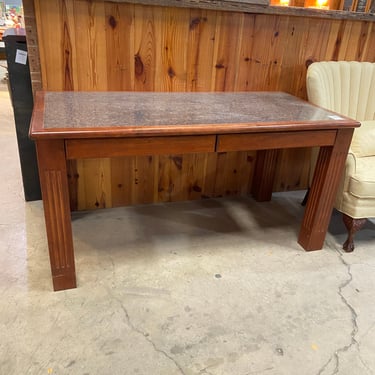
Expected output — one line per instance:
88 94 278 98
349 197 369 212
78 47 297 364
66 135 216 159
216 130 337 152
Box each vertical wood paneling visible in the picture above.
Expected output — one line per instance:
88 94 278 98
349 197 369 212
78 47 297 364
110 156 134 207
134 156 158 203
219 151 254 196
134 5 157 91
304 18 332 64
105 3 135 90
279 16 310 96
62 0 76 90
356 21 373 60
168 155 189 201
185 153 209 200
211 152 229 198
259 16 286 92
76 158 112 210
34 0 65 89
157 155 173 201
237 15 284 92
363 22 375 60
186 9 218 92
273 148 311 191
156 7 191 91
201 153 221 198
236 14 256 91
326 19 344 60
23 0 43 92
73 1 108 90
212 12 244 91
33 0 375 210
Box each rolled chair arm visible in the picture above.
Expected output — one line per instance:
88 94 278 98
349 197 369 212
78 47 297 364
350 120 375 158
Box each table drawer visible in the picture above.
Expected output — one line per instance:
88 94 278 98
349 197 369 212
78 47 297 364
216 130 337 152
65 135 216 159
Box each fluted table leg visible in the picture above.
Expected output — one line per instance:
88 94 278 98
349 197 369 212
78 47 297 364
298 129 354 251
36 140 77 291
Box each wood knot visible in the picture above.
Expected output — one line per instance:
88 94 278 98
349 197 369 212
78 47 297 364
108 15 117 29
192 184 202 192
135 53 144 76
168 66 176 78
172 156 182 170
190 17 201 30
305 58 316 69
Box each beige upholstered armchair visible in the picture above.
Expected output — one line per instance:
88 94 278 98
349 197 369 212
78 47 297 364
306 61 375 252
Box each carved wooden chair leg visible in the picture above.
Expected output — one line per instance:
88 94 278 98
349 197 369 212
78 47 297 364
342 214 367 252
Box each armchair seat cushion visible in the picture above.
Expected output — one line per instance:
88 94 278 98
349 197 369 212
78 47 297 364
338 156 375 219
349 156 375 198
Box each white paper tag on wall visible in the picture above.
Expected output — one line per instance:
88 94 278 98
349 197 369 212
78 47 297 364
15 49 28 65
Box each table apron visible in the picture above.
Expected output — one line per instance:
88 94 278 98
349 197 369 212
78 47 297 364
65 135 216 159
217 130 337 152
65 130 338 159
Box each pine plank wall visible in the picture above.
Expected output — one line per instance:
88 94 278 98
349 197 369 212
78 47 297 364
27 0 375 210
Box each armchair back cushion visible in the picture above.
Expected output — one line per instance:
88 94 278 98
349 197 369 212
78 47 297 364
306 61 375 121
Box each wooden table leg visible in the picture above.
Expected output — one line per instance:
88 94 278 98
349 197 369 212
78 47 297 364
298 129 354 251
251 149 279 202
36 140 77 291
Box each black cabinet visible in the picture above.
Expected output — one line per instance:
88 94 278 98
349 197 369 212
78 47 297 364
3 28 41 201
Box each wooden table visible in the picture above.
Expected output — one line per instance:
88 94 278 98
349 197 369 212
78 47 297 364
30 91 359 291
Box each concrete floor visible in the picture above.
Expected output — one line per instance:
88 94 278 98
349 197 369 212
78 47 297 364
1 65 375 375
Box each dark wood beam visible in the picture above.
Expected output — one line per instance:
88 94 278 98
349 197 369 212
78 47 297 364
109 0 375 21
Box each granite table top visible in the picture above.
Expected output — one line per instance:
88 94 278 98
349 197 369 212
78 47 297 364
30 91 359 139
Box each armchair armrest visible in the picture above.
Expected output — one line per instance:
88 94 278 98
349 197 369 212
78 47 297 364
351 120 375 158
